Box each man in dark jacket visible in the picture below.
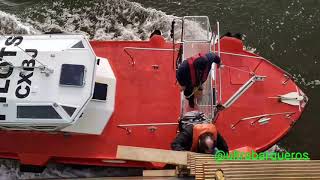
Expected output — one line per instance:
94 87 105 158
171 111 228 154
176 52 221 108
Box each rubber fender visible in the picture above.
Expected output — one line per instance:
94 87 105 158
220 36 244 52
150 35 165 47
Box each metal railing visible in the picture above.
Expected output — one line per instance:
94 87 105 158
180 16 219 119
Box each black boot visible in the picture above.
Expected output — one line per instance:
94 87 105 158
188 96 195 108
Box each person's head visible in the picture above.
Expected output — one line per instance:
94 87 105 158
198 132 216 154
205 52 221 66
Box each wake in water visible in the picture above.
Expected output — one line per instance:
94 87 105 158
21 0 174 40
0 0 18 7
1 0 209 41
0 11 38 34
1 0 175 39
293 74 320 89
0 159 142 180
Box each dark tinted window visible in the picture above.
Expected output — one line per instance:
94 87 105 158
0 97 6 103
93 83 108 101
17 106 62 119
62 106 76 117
60 64 85 86
71 41 84 48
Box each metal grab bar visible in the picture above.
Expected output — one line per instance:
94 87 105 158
117 122 178 127
220 51 265 59
220 51 293 79
117 122 179 134
223 75 266 109
231 111 295 129
123 47 179 66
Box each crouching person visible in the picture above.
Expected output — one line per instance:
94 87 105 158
171 111 228 154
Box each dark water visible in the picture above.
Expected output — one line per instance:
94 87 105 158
0 0 319 178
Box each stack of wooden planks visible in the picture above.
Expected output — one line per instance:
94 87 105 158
187 153 320 180
116 146 320 179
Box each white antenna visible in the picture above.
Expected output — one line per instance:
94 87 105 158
0 35 54 76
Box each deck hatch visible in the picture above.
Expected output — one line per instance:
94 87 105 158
59 64 85 87
92 83 108 101
17 105 62 119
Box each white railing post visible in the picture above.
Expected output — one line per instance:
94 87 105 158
209 29 215 119
217 21 222 104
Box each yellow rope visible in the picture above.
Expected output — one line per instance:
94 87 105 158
185 86 202 98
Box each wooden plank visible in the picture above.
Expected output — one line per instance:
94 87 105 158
61 177 185 180
228 177 320 180
143 170 176 177
116 145 188 165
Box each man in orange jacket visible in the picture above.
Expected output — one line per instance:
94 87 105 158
171 111 228 154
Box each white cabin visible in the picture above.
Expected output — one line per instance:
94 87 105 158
0 34 116 134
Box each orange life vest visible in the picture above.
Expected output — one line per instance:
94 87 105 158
191 124 218 152
187 53 210 87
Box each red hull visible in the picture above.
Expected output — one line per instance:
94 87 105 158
0 36 307 168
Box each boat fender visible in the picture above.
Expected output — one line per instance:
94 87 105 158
220 32 243 40
150 34 165 47
220 36 244 52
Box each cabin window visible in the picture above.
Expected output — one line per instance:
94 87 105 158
17 105 62 119
0 115 5 120
71 41 84 48
93 83 108 101
0 97 6 103
59 64 85 87
62 106 76 117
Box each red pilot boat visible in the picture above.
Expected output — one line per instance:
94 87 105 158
0 16 308 171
